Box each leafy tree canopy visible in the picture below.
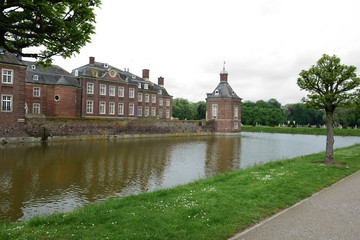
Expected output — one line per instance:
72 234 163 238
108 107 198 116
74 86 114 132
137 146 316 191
0 0 101 66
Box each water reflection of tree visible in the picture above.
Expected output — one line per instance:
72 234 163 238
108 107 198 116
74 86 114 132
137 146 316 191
0 139 174 221
204 136 242 178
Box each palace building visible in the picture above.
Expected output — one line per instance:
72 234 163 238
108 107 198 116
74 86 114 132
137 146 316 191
206 65 242 133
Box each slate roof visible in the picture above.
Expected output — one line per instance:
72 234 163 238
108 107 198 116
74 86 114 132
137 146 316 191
22 61 80 88
72 61 171 97
0 49 26 66
206 82 241 99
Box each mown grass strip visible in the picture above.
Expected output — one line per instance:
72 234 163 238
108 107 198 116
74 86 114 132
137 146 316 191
242 125 360 136
1 144 360 240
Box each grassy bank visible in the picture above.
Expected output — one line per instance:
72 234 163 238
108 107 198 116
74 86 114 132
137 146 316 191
242 125 360 136
2 145 360 240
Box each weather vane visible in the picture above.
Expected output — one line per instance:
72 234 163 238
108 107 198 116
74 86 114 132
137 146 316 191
223 61 226 71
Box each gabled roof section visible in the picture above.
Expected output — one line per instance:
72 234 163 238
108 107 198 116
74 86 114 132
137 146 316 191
23 61 80 87
206 82 241 99
0 49 26 66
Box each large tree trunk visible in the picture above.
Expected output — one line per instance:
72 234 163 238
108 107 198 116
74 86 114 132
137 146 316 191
325 110 335 164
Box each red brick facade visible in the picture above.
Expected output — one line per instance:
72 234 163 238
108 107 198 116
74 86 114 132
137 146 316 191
0 61 26 131
25 84 81 117
206 69 242 133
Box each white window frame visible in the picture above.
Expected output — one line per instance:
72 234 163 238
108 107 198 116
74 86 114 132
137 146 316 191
2 69 13 84
151 107 156 116
145 94 149 102
87 83 94 94
129 88 135 98
145 107 149 117
138 93 142 102
159 98 163 106
152 94 156 103
234 105 238 119
33 87 40 97
118 103 124 115
137 106 142 117
109 85 115 96
234 121 239 130
159 109 163 118
109 102 115 115
166 110 170 119
129 103 134 115
100 84 106 96
86 100 93 114
1 94 12 112
212 104 218 118
33 103 40 114
166 99 170 106
99 101 106 114
118 86 124 97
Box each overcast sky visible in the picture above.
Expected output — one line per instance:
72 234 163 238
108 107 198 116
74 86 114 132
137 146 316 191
48 0 360 105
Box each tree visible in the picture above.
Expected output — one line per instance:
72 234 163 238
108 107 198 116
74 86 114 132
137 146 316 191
297 54 360 164
0 0 101 66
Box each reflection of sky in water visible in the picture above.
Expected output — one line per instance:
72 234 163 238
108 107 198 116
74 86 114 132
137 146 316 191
1 133 360 222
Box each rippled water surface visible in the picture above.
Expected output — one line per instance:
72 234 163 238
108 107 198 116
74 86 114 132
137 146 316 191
1 132 360 221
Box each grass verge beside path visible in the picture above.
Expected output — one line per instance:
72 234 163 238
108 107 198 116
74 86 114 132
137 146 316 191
241 125 360 136
2 145 360 240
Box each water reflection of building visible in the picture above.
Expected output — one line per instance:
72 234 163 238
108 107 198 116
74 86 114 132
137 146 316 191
204 136 242 178
0 139 173 221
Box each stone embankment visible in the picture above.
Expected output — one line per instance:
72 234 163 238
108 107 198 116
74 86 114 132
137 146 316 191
0 117 215 143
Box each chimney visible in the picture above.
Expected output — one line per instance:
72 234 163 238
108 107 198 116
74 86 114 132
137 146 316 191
142 69 149 81
158 76 164 87
89 56 95 65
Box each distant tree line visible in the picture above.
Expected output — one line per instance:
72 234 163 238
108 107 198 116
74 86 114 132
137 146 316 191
172 97 360 128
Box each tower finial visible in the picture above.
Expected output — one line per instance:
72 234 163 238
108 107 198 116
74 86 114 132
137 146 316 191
223 61 226 71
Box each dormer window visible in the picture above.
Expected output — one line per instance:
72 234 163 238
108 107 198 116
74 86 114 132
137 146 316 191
31 65 36 70
33 75 39 81
104 63 108 68
159 90 162 95
138 83 142 88
144 84 148 90
215 89 219 95
132 75 136 79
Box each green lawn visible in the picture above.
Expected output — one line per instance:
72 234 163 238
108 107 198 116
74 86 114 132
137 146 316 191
2 144 360 239
241 125 360 136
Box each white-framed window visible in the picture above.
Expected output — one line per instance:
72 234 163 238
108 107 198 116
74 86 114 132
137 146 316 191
33 87 40 97
138 83 142 88
99 101 106 114
109 102 115 115
138 93 142 102
151 107 156 116
166 110 170 119
145 107 149 117
159 98 163 106
118 86 124 97
159 90 162 95
129 103 134 115
100 84 106 96
137 106 142 117
25 103 28 113
145 94 149 102
33 75 39 81
234 105 238 119
1 95 12 112
87 83 94 94
129 88 135 98
212 104 218 118
234 121 239 129
109 85 115 96
159 109 163 118
152 94 156 103
118 103 124 115
2 69 13 84
86 100 93 114
144 84 148 90
166 99 170 106
33 103 40 114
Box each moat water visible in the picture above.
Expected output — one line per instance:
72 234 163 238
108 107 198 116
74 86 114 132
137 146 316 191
1 132 360 222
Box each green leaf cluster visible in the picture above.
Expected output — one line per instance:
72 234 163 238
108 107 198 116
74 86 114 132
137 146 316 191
0 0 101 66
172 98 206 120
